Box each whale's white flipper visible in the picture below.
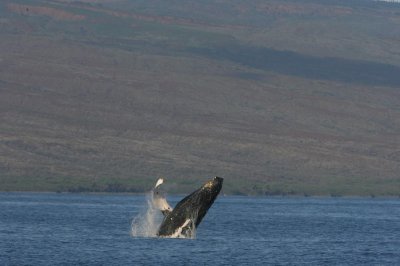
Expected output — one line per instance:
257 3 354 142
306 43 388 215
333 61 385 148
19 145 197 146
152 178 173 216
167 218 195 238
155 178 164 188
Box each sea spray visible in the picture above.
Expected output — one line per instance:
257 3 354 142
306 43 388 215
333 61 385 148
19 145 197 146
130 192 163 237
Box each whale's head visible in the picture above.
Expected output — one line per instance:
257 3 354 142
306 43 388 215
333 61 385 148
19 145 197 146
201 176 223 197
193 176 223 216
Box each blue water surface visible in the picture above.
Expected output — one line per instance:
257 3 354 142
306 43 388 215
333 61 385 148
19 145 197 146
0 193 399 265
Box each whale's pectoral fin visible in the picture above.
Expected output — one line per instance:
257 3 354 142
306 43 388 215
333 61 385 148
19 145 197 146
152 178 173 216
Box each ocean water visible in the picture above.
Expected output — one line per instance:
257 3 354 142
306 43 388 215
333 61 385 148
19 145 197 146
1 193 399 265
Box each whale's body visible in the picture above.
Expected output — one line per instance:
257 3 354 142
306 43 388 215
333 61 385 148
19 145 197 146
153 177 223 238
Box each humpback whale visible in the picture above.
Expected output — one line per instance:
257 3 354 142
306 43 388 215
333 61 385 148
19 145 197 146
152 176 223 238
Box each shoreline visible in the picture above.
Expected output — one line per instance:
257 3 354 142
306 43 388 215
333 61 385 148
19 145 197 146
0 190 399 199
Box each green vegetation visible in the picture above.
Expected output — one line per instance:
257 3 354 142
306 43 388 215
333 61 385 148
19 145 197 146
0 0 399 196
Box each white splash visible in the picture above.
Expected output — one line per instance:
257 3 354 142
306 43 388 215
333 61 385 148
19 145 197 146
130 192 163 238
